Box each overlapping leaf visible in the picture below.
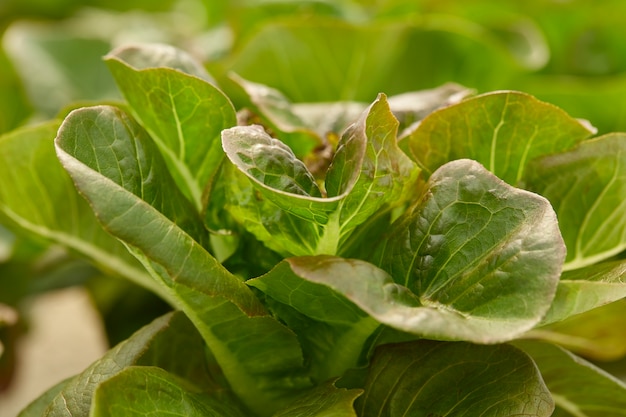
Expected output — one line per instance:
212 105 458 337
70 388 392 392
222 93 418 256
55 106 309 414
356 341 554 417
371 159 564 342
516 340 626 416
252 159 565 345
524 133 626 270
407 91 594 184
105 44 236 212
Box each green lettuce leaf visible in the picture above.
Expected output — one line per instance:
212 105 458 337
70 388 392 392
356 341 554 417
222 93 418 255
524 133 626 270
91 366 248 417
55 106 309 414
105 44 237 212
516 340 626 416
373 158 564 342
407 91 594 184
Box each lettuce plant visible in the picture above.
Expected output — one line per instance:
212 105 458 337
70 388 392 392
2 43 626 416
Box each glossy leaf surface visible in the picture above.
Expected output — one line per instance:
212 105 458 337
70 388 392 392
374 159 564 342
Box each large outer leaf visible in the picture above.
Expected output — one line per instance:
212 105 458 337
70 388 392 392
55 106 309 414
356 341 554 417
516 340 626 417
524 133 626 270
91 366 248 417
20 312 221 417
407 91 593 184
222 94 418 255
0 122 165 299
373 159 564 342
541 259 626 325
105 45 237 212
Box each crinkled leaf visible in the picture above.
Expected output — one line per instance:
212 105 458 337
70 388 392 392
373 159 565 342
407 91 594 184
105 45 236 211
23 312 218 417
356 340 554 417
541 259 626 325
271 380 361 417
91 366 248 417
516 340 626 417
524 133 626 270
529 300 626 361
55 106 309 413
222 125 325 200
0 122 164 299
222 94 418 255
